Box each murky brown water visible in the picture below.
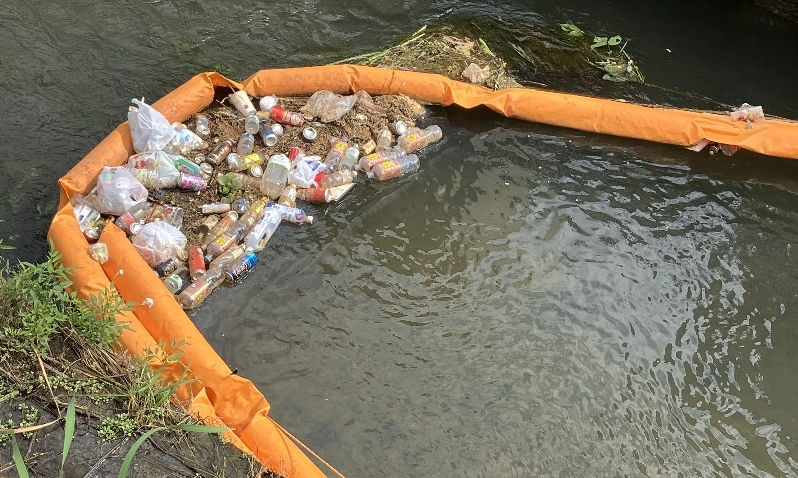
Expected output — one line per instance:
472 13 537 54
3 1 798 476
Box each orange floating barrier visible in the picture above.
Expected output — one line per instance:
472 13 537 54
49 65 798 478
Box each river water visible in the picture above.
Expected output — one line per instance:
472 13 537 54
2 1 798 477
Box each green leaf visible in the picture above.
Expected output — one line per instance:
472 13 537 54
230 177 243 190
591 37 608 49
118 427 165 478
170 424 230 434
12 434 30 478
559 22 584 37
608 35 622 46
61 397 77 470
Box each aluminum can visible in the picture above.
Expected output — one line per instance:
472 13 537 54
258 122 278 147
207 139 234 165
224 251 258 282
302 127 317 142
188 246 207 281
154 257 180 277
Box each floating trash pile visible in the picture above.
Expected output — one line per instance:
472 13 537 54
71 89 442 309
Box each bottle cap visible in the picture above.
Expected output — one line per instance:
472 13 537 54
302 127 317 142
129 222 143 236
306 215 314 225
249 165 263 177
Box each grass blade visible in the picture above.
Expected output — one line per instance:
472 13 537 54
170 424 230 434
61 397 76 471
11 434 30 478
117 427 165 478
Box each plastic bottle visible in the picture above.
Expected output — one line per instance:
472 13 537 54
397 125 442 153
202 211 239 247
194 114 211 140
244 209 281 251
207 139 234 165
70 195 101 231
114 201 153 235
320 169 356 189
231 197 250 215
208 244 246 270
267 203 314 224
296 187 332 203
358 150 406 172
260 154 291 199
277 184 297 208
237 133 255 156
372 154 420 181
376 129 393 151
244 115 261 135
324 138 348 171
336 145 360 171
162 267 191 294
227 152 262 172
177 266 225 309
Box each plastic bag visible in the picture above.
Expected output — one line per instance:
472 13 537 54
462 63 490 84
126 151 181 189
128 98 178 153
88 167 148 216
163 123 208 155
730 103 764 123
131 221 187 267
288 155 325 188
300 91 358 123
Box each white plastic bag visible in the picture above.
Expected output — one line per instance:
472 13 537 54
730 103 764 122
462 63 490 84
126 151 181 189
288 155 325 188
132 221 187 267
88 167 148 215
301 91 358 123
128 98 178 153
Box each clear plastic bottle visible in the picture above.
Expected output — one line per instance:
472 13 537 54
177 266 225 309
324 138 348 171
372 154 420 181
259 154 291 199
237 133 255 156
114 201 152 235
194 114 211 140
277 184 297 208
267 203 314 224
70 195 101 233
244 209 281 251
208 243 246 270
202 211 239 247
358 150 406 172
227 152 262 172
244 114 261 135
206 221 249 258
397 125 442 153
376 129 393 151
162 267 190 294
320 169 356 189
207 139 234 165
336 145 360 171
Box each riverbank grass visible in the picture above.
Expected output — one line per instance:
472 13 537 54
0 245 272 477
